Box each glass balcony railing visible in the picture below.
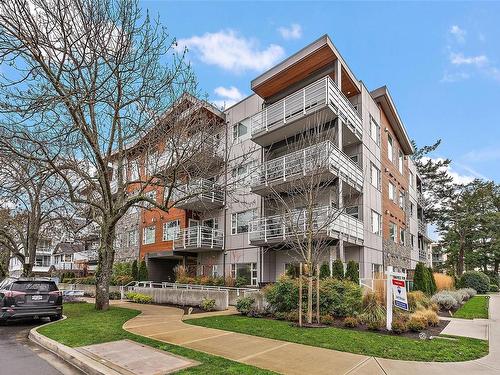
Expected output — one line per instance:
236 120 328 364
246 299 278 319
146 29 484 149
249 76 362 140
173 226 224 251
172 178 224 211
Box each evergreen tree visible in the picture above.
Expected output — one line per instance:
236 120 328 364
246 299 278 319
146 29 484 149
138 260 148 281
345 260 359 284
131 260 138 280
331 259 344 279
413 263 428 294
319 263 330 280
427 267 437 295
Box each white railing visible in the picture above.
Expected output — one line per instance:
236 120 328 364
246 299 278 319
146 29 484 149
251 140 363 191
248 205 364 244
55 262 75 270
36 247 52 255
418 219 427 235
249 76 362 138
173 225 224 250
172 178 224 205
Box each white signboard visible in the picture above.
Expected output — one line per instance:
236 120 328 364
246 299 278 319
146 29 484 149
392 278 408 311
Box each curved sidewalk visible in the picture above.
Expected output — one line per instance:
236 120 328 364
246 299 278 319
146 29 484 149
119 295 500 375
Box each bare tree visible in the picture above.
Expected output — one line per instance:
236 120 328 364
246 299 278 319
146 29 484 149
250 117 363 324
0 0 244 309
0 146 76 276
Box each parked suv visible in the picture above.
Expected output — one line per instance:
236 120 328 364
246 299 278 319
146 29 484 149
0 278 63 323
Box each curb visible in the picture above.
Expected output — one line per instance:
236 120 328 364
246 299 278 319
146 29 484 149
29 317 121 375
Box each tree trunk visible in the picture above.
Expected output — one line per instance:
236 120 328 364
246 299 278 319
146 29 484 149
307 266 313 324
95 225 115 311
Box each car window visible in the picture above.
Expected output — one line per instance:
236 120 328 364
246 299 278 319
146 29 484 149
11 281 57 292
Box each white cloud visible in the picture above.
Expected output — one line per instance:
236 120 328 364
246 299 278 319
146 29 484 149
423 157 480 185
177 30 285 73
277 24 302 40
450 25 466 43
440 71 470 83
450 52 488 67
212 86 245 109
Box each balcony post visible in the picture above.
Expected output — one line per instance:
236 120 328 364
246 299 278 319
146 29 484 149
265 108 268 131
303 88 306 114
264 219 267 242
211 228 214 248
303 149 306 175
198 226 201 248
283 157 286 181
283 98 286 124
183 229 186 249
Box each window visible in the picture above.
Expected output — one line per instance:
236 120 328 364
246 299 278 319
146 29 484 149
371 210 381 235
130 159 139 181
411 234 415 247
410 202 414 216
127 230 137 247
232 160 254 186
232 121 248 142
409 171 414 188
145 190 157 207
400 228 405 245
230 263 257 286
399 191 404 209
387 134 393 162
372 264 383 279
349 154 359 166
370 163 380 189
398 150 404 174
163 220 180 241
389 222 397 242
346 206 359 219
231 209 257 234
388 182 395 201
146 150 158 176
369 116 380 144
143 226 155 245
202 218 219 230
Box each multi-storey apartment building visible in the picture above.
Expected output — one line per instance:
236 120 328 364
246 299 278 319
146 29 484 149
108 34 431 285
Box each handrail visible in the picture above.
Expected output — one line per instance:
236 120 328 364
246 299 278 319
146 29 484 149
127 280 259 292
173 225 224 250
172 178 224 204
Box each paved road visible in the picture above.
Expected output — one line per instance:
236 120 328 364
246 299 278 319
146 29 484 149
0 318 83 375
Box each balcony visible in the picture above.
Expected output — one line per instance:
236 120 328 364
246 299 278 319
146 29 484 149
36 247 52 255
248 206 364 246
249 76 362 147
172 179 224 211
417 191 424 207
173 226 224 252
418 219 427 236
251 141 363 196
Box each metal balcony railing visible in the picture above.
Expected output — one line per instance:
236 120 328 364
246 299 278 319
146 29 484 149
173 226 224 250
249 76 362 139
172 178 224 206
251 141 363 192
417 191 424 207
248 205 364 245
418 219 427 235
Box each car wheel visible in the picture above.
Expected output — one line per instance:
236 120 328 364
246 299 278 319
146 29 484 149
50 315 62 322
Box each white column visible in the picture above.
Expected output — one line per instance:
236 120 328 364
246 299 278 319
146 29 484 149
386 266 393 331
333 59 342 89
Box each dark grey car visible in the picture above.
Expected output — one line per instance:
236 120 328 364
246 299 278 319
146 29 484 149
0 278 63 323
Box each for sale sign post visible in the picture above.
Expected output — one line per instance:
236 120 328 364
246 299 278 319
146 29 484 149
392 279 408 311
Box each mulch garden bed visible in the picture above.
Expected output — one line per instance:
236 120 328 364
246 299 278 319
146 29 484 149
437 308 459 318
272 315 450 340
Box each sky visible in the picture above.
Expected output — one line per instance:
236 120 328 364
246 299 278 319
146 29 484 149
143 1 500 183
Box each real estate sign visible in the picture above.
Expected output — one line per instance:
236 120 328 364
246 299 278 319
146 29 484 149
392 279 408 311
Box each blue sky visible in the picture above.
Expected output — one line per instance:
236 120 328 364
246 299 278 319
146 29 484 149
143 1 500 182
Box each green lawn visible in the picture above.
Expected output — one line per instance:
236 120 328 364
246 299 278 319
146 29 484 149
454 296 489 319
38 303 275 375
185 315 488 362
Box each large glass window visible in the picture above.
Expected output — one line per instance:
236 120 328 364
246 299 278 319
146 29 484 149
232 121 248 142
371 210 381 235
389 222 397 242
127 230 138 247
145 190 157 208
231 209 257 234
231 160 255 186
369 116 380 145
163 220 180 241
398 150 404 174
388 182 395 201
400 228 406 245
143 226 155 245
231 263 257 286
370 163 380 189
399 191 405 209
388 134 393 162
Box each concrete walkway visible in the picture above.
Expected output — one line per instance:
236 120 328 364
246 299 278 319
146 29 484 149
119 295 500 375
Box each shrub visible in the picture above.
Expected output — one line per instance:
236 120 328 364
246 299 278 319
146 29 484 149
112 275 134 286
236 296 255 316
263 276 298 313
490 284 499 292
274 311 287 320
421 309 440 327
458 271 490 294
434 273 454 290
461 287 477 298
408 314 427 332
200 298 216 312
359 291 385 330
125 291 152 304
137 260 148 281
407 290 430 312
131 260 138 280
235 276 248 287
331 259 344 279
456 288 471 302
431 291 458 310
285 310 299 322
413 263 432 295
344 316 359 328
448 290 464 305
320 278 363 318
428 267 437 295
391 318 408 334
319 263 330 280
109 291 121 300
320 314 334 325
345 261 359 284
